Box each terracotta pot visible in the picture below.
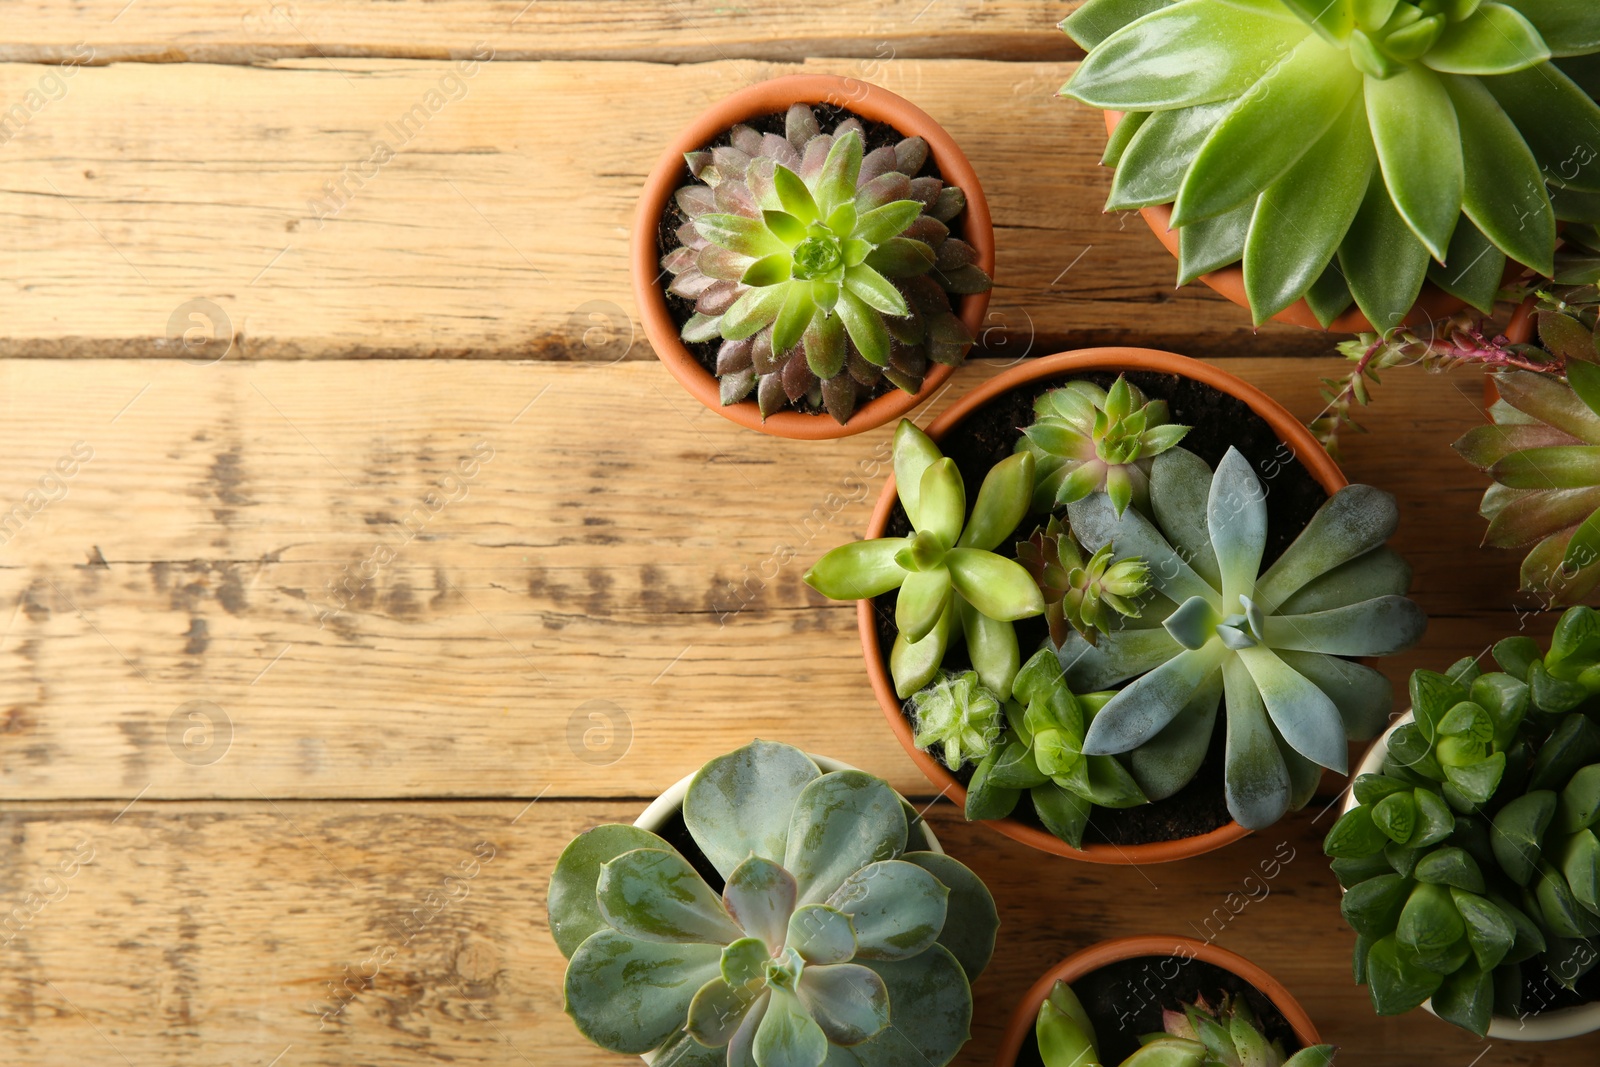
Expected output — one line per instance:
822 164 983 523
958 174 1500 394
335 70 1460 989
994 935 1321 1066
860 348 1348 864
1101 112 1468 334
633 74 995 439
632 751 942 1065
1345 716 1600 1041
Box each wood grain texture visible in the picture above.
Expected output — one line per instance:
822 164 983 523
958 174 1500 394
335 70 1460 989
0 799 1585 1066
1 2 1082 64
0 356 1539 801
0 57 1335 362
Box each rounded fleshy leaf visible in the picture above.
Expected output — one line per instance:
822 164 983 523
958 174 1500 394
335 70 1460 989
787 903 858 965
843 264 910 316
564 929 722 1054
960 598 1023 700
1083 644 1227 755
1425 3 1550 75
1256 484 1401 609
891 598 955 699
686 741 823 881
725 855 798 949
597 848 743 945
795 963 890 1047
899 852 996 981
1208 448 1268 606
844 946 972 1067
1263 596 1427 656
959 452 1035 552
897 566 953 644
1365 65 1463 260
1236 645 1348 773
688 976 760 1048
549 824 674 958
916 458 967 546
826 859 948 961
784 771 908 906
805 537 910 601
945 549 1047 622
1222 656 1292 831
754 985 830 1067
836 287 891 367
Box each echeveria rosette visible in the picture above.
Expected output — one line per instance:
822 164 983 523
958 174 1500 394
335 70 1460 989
963 649 1148 850
1455 361 1600 606
1062 0 1600 331
1059 446 1426 830
662 104 991 424
804 420 1045 699
1017 515 1153 647
549 740 998 1067
910 670 1003 770
1035 981 1337 1067
1017 376 1191 516
1324 610 1600 1035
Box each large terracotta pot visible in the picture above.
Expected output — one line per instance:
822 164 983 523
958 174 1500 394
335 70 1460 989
633 74 995 439
860 348 1348 864
994 935 1321 1066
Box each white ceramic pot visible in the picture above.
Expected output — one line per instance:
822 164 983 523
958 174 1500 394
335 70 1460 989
1344 712 1600 1041
631 752 943 1064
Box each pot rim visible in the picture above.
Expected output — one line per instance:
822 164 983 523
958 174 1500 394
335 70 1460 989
859 347 1347 864
1345 713 1600 1041
632 73 995 439
992 934 1322 1066
1098 112 1466 334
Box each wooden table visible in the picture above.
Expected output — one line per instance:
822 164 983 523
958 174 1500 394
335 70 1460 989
0 4 1583 1065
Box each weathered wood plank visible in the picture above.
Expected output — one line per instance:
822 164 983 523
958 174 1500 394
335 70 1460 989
2 2 1080 65
0 356 1535 800
0 57 1335 362
0 799 1582 1065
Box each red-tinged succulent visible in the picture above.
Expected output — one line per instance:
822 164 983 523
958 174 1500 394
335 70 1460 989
1017 515 1152 647
661 104 990 424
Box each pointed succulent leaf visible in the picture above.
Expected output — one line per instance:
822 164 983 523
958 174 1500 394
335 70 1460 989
946 549 1047 622
1427 4 1551 74
1342 872 1409 937
1492 790 1557 886
1035 990 1098 1067
686 741 822 881
1208 448 1269 604
815 130 865 217
959 452 1035 552
1068 491 1216 607
893 420 943 530
1085 644 1227 755
805 538 909 601
1222 655 1293 829
1262 596 1427 657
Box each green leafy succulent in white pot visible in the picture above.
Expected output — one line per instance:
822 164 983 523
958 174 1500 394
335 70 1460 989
548 740 998 1067
1061 0 1600 331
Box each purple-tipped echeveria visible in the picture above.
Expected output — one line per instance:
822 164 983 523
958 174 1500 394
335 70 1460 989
661 104 990 424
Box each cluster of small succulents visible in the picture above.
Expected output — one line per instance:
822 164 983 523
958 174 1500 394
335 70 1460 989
1061 0 1600 330
1325 607 1600 1035
1061 446 1426 829
1034 981 1336 1067
805 420 1044 698
549 740 997 1067
662 104 990 423
1017 515 1152 648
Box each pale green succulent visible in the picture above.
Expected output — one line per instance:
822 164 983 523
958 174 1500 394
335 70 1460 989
910 670 1003 770
1035 982 1336 1067
1017 376 1190 516
1061 446 1426 829
805 420 1045 699
1017 515 1153 647
549 740 997 1067
1061 0 1600 330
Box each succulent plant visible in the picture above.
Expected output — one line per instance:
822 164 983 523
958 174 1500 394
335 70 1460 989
1455 361 1600 606
1061 0 1600 331
1059 446 1425 829
1325 608 1600 1035
662 104 991 424
961 649 1147 850
1018 515 1153 647
1017 376 1191 516
1035 981 1336 1067
805 420 1045 699
910 670 1004 770
549 740 998 1067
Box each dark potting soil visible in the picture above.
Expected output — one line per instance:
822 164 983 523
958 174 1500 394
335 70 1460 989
1010 955 1301 1067
654 103 954 418
874 370 1331 847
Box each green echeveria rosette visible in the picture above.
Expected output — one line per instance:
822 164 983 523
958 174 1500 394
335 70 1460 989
1061 0 1600 331
662 104 992 425
1323 607 1600 1036
548 740 998 1067
1455 360 1600 605
1059 445 1426 830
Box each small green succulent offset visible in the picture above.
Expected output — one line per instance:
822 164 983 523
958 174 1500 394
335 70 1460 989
1017 376 1191 516
910 670 1003 771
1325 609 1600 1035
1018 515 1152 647
1061 0 1600 330
961 649 1146 850
549 740 998 1067
1455 363 1600 606
1060 446 1426 829
805 420 1045 699
1034 981 1336 1067
662 104 991 424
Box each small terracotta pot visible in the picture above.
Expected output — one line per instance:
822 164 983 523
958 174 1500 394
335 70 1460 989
993 935 1321 1066
633 74 995 439
1345 716 1600 1041
859 348 1348 864
1101 112 1468 334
